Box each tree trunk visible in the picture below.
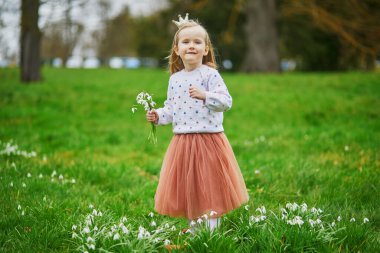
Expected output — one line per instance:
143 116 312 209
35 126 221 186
242 0 280 72
20 0 42 83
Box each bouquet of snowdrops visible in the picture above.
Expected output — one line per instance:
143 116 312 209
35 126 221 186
131 92 157 144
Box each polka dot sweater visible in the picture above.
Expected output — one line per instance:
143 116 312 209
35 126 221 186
155 64 232 134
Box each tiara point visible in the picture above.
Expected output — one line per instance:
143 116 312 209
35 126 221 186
172 13 191 28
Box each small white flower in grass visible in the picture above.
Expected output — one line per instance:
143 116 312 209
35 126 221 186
171 225 176 231
310 207 318 213
197 218 203 224
190 220 196 226
89 204 94 209
98 211 102 217
363 218 369 223
58 174 63 180
153 237 161 243
21 211 25 216
350 217 356 222
151 221 157 227
254 170 260 175
337 216 341 222
210 210 218 216
43 196 47 201
164 239 171 245
87 237 95 243
244 205 249 211
164 223 170 229
10 181 13 187
121 216 127 223
18 204 21 210
122 226 129 234
72 225 77 230
344 145 349 151
22 182 26 188
88 244 95 250
203 214 208 220
148 212 154 218
38 174 43 179
131 107 137 113
308 219 315 227
94 226 98 231
82 227 90 234
316 219 322 224
71 179 76 184
256 206 266 214
72 232 78 238
51 170 57 177
301 203 307 212
84 251 89 253
331 222 336 227
113 233 120 240
260 215 266 221
27 173 31 178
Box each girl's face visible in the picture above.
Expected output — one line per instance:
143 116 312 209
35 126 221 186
175 25 209 70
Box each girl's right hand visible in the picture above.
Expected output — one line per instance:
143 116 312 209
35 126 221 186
146 110 158 123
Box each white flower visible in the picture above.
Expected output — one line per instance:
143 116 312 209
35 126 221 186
22 182 26 188
256 206 266 214
92 209 98 216
43 196 47 201
151 221 157 227
300 203 307 212
10 181 13 187
58 174 63 180
72 225 77 230
121 216 127 223
122 226 129 234
27 173 32 178
88 244 95 250
337 216 341 222
51 170 57 177
71 179 76 184
131 107 137 113
113 233 120 240
363 218 369 223
17 204 21 210
21 211 25 216
164 223 170 228
94 226 98 231
331 222 336 227
350 217 356 222
82 227 90 234
310 207 318 213
344 145 349 151
197 218 203 224
190 220 196 226
89 204 94 209
171 225 176 231
254 170 261 174
316 219 322 224
97 211 103 217
164 239 171 245
87 237 94 243
72 232 78 238
203 214 208 220
308 219 315 227
38 174 43 179
148 212 154 218
210 210 218 216
244 205 249 210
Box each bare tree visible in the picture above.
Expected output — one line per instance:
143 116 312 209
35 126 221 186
20 0 42 82
242 0 280 72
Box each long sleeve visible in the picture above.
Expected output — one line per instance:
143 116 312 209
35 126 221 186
155 80 173 125
204 71 232 112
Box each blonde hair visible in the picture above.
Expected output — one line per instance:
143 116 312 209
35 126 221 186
168 20 217 75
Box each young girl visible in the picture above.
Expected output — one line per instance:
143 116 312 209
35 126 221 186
146 14 249 230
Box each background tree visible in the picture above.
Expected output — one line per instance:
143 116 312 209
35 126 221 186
20 0 42 82
241 0 280 72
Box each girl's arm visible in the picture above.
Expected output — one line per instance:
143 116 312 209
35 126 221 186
204 71 232 112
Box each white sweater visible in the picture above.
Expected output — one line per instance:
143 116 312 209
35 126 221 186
155 65 232 134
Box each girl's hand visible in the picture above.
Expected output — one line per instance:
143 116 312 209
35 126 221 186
146 110 158 123
189 87 206 100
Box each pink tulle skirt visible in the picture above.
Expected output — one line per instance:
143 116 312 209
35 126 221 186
154 132 249 219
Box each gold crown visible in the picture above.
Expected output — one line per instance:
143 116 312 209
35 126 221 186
172 13 191 28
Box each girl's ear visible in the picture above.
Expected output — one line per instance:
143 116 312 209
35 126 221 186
174 46 179 56
204 46 209 56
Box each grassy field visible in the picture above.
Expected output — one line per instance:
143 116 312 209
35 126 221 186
0 67 379 252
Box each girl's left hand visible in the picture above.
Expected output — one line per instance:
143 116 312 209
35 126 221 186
189 87 206 100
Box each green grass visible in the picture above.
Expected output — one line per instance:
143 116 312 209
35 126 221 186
0 67 379 252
